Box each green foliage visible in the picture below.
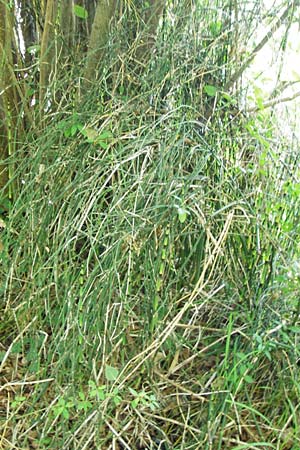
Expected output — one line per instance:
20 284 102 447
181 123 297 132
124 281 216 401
73 4 88 19
204 84 218 97
104 364 119 381
52 397 75 420
175 205 189 224
128 387 159 411
1 1 300 449
11 395 26 409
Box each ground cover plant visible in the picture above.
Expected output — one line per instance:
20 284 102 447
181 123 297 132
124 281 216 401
1 1 300 449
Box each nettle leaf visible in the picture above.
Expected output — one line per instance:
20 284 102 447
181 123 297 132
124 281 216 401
204 84 217 97
105 365 119 382
74 5 88 19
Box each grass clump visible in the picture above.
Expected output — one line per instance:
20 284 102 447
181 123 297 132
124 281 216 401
1 5 300 450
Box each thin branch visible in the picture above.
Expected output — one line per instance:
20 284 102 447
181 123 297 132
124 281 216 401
225 1 300 91
247 90 300 112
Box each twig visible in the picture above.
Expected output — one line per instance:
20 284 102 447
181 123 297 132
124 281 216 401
247 90 300 112
225 2 300 91
0 378 54 392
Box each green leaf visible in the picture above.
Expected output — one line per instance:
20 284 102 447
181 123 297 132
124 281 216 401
27 44 40 54
105 365 119 382
62 408 70 419
209 21 222 35
97 389 106 400
149 401 159 411
204 84 217 97
98 131 113 140
113 395 122 406
81 127 98 142
221 92 235 104
70 124 78 136
131 398 139 408
177 207 187 223
99 141 109 149
57 398 66 406
288 326 300 333
77 400 92 411
244 375 255 383
11 396 26 408
88 389 97 398
11 342 22 353
26 88 35 97
128 387 138 396
74 5 88 19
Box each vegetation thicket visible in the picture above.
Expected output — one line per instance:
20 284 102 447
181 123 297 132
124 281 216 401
0 1 299 449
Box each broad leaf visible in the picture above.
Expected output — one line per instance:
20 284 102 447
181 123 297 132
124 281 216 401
81 127 98 142
204 84 217 97
105 365 119 381
74 5 88 19
177 207 187 223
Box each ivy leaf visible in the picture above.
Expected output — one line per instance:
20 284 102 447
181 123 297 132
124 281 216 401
204 84 217 97
74 5 88 19
105 365 119 382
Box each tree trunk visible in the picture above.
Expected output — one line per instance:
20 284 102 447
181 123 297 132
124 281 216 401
84 0 117 85
136 0 165 61
60 0 75 52
39 0 57 109
0 3 17 204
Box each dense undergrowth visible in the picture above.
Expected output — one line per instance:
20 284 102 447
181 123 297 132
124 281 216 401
1 3 300 450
